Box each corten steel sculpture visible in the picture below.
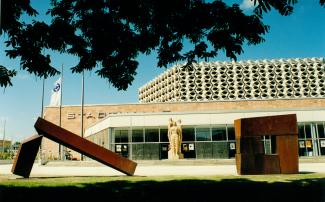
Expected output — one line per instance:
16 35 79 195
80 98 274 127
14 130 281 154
12 117 137 178
235 114 299 175
11 135 43 178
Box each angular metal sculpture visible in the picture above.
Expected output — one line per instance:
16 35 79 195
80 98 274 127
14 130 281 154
34 118 137 175
235 114 299 175
12 117 137 178
11 135 43 178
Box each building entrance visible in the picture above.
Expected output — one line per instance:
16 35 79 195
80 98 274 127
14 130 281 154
181 142 196 158
159 143 196 159
115 144 129 158
160 143 169 159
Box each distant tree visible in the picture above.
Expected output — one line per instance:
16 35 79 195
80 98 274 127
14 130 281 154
12 142 21 150
1 0 324 90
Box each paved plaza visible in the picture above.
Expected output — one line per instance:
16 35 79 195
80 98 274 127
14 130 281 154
1 159 325 178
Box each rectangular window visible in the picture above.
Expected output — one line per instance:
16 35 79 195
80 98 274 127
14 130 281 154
317 123 325 138
196 128 211 141
298 124 305 138
160 128 169 142
132 129 144 142
305 124 312 138
145 128 159 142
114 130 129 143
182 128 195 141
212 127 227 141
227 126 235 140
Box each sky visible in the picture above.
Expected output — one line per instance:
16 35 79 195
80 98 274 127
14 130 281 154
1 0 325 142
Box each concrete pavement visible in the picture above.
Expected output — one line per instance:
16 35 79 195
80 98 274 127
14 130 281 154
1 160 325 178
0 164 237 177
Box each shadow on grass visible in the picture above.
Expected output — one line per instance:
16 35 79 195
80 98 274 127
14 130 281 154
299 171 316 174
0 177 325 202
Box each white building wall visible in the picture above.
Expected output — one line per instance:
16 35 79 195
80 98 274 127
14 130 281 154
85 109 325 137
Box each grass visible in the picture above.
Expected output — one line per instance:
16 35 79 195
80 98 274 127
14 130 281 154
0 174 325 202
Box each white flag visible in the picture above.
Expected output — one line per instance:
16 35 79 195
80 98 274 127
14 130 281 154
49 77 62 106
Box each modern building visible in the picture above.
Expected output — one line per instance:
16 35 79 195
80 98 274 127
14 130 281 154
43 58 325 160
139 58 325 102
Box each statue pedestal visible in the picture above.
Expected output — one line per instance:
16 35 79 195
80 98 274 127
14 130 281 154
168 150 184 160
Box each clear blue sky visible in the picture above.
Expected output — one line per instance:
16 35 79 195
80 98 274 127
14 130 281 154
1 0 325 142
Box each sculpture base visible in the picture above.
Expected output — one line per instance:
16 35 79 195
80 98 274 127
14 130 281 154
168 150 184 160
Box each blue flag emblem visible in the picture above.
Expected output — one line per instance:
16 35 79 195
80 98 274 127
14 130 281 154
53 83 61 92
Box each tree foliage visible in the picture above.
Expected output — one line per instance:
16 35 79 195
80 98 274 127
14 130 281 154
0 0 322 90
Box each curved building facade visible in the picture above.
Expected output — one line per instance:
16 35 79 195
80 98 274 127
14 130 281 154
139 58 325 103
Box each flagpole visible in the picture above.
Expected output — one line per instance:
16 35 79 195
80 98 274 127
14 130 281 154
41 78 45 118
2 119 6 153
59 64 63 160
81 70 85 161
39 77 45 163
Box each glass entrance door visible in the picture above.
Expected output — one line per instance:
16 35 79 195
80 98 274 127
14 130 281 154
115 144 129 158
317 123 325 155
304 124 314 156
311 124 320 156
182 128 196 158
160 143 169 159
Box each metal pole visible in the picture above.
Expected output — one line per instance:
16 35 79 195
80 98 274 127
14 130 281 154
81 70 85 161
2 119 6 153
59 64 63 160
39 77 45 163
61 64 65 160
41 78 45 118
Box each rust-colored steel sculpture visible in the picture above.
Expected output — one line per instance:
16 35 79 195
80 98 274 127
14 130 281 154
11 135 43 178
235 114 298 175
12 118 137 178
34 117 137 176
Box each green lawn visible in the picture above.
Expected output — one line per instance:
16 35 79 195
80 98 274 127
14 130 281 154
0 174 325 202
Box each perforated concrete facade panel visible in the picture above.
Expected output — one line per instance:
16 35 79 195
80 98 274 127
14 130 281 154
139 58 325 103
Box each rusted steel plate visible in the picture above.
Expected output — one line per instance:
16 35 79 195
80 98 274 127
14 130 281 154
236 153 256 175
235 114 298 175
235 114 298 137
236 154 281 175
258 154 280 174
11 135 43 178
236 137 264 154
276 135 299 174
34 118 137 176
234 119 242 139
